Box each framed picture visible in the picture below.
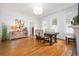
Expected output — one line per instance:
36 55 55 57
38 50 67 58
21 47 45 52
52 18 57 25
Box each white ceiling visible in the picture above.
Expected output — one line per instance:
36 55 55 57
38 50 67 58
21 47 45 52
0 3 78 18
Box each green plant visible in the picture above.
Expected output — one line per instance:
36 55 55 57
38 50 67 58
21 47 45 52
1 24 8 41
71 15 78 25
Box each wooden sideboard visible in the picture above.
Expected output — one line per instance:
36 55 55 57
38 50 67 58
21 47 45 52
8 31 28 40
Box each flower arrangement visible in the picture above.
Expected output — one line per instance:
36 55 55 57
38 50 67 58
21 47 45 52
15 19 24 31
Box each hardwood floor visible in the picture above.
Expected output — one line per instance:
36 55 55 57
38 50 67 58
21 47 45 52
0 36 75 56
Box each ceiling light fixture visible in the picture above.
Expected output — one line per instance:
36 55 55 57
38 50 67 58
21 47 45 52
32 4 43 15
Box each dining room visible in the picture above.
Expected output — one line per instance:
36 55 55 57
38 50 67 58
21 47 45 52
0 3 78 56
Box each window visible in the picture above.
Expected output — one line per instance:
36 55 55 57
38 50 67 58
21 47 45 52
52 18 57 25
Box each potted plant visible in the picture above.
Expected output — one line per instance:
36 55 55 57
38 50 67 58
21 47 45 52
1 24 8 41
71 15 78 25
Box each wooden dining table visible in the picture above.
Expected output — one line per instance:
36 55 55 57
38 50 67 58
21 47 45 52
44 32 59 45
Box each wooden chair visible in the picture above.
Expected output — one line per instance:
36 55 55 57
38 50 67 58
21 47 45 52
36 32 50 44
40 34 49 43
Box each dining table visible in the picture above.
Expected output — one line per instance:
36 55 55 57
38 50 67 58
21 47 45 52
44 32 59 45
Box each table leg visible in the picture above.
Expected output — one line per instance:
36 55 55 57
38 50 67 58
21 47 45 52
49 37 52 45
54 35 57 42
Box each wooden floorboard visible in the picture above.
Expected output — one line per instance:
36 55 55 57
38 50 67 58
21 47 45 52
0 36 74 56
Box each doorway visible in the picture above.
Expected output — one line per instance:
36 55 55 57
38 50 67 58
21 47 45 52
30 22 34 36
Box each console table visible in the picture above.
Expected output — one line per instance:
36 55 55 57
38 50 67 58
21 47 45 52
8 30 28 40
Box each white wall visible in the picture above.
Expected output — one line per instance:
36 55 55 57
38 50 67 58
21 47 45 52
40 5 78 39
0 9 41 40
